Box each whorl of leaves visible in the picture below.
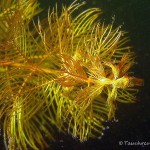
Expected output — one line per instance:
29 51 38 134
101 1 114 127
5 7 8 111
0 0 143 149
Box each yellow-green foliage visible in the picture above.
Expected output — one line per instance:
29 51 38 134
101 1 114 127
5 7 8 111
0 0 143 149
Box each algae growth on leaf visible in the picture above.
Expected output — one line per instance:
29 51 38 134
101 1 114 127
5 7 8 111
0 0 143 149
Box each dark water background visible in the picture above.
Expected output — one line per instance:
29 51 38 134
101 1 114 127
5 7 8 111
1 0 150 150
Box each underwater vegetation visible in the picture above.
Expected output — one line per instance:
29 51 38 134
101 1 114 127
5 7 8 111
0 0 143 149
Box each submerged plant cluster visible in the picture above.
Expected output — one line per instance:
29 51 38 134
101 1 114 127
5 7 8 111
0 0 143 149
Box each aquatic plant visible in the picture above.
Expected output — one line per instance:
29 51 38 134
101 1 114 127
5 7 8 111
0 0 143 149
